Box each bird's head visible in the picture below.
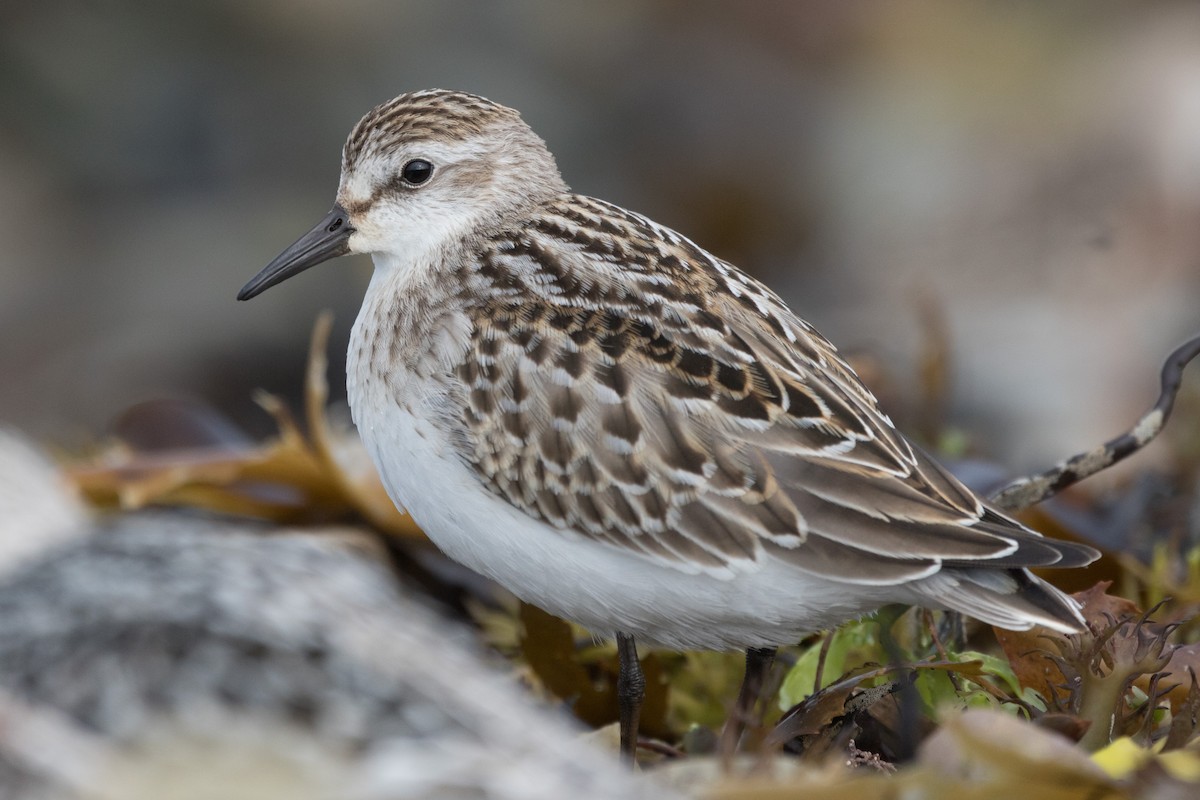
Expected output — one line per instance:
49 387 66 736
238 90 566 300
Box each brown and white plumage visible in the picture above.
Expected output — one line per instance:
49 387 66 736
239 90 1098 652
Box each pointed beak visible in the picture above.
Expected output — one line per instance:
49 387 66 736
237 204 355 301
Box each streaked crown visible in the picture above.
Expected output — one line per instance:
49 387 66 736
342 89 518 172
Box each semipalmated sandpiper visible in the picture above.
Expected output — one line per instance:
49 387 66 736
239 90 1099 760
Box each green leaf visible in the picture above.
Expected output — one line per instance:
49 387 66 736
778 620 879 709
957 649 1023 695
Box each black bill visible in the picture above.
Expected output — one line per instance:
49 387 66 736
237 205 354 300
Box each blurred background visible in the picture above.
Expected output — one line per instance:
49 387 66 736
2 0 1198 478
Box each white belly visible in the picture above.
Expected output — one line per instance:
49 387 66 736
349 378 888 651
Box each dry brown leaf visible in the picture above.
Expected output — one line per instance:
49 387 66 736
769 659 986 746
517 603 670 738
67 313 421 539
1073 582 1144 628
995 582 1143 709
519 602 615 726
1155 643 1200 714
993 622 1071 709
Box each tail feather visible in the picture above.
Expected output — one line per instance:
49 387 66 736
914 567 1087 634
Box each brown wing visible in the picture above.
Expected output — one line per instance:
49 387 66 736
453 196 1094 585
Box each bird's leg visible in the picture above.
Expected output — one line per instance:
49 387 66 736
719 646 777 754
615 631 644 765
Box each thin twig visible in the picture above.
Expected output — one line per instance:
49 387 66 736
813 631 835 695
989 333 1200 511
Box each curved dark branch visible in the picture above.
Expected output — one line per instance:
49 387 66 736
988 332 1200 511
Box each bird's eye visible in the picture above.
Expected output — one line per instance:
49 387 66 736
401 159 434 186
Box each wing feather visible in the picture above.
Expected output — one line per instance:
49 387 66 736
453 197 1095 589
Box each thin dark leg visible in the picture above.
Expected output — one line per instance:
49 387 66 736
719 646 777 754
615 631 644 765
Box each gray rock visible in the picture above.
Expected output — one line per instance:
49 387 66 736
0 437 672 799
